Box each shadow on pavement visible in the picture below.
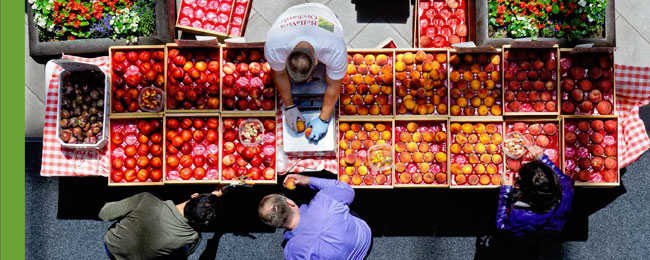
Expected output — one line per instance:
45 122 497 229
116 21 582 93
352 0 412 23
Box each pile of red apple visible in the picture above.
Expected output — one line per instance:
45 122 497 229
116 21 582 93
338 122 393 186
394 121 447 185
167 48 221 110
449 53 502 116
394 50 448 115
165 117 220 181
177 0 233 35
505 121 559 179
564 118 618 183
110 119 164 183
222 48 275 111
504 49 558 113
227 0 250 37
449 122 503 186
560 53 614 115
418 0 468 48
111 48 165 113
341 52 393 116
221 117 276 181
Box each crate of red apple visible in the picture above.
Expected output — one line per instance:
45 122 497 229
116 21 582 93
415 0 470 48
338 121 393 188
560 50 615 115
504 120 560 180
394 121 448 187
164 116 220 182
395 50 449 116
220 117 276 183
503 47 559 115
176 0 252 38
563 117 619 186
221 48 276 112
110 46 166 114
340 51 394 116
449 52 502 116
166 46 221 111
109 119 164 185
449 122 503 187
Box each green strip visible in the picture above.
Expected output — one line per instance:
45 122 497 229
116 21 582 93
1 0 26 259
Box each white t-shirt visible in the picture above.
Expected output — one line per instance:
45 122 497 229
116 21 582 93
265 3 347 80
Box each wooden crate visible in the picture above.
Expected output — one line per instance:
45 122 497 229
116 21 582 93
448 118 505 189
164 43 221 114
392 119 449 188
219 114 278 185
503 117 562 182
340 49 396 119
337 118 394 189
502 44 561 116
561 115 620 187
108 115 165 186
227 0 254 37
559 48 617 116
163 113 221 184
393 48 450 119
413 0 475 48
108 45 166 118
175 0 236 39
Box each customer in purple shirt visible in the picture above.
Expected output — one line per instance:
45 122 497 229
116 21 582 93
258 174 372 260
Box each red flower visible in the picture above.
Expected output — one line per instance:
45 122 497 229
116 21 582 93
68 36 75 40
555 24 561 30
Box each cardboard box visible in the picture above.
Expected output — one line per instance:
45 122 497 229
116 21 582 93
283 111 336 157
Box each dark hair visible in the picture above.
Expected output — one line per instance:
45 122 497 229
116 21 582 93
184 194 223 231
516 161 561 213
286 49 314 83
258 194 292 228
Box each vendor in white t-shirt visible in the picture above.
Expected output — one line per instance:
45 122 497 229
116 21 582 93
265 3 347 142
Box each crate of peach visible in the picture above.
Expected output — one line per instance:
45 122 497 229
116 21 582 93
338 121 393 188
109 118 164 186
414 0 471 48
449 51 502 117
176 0 252 38
449 121 504 188
220 116 277 184
164 115 221 183
109 46 166 116
559 49 615 115
563 117 619 186
166 45 221 112
504 120 560 181
503 46 560 115
394 50 449 117
393 120 449 187
221 47 276 114
340 50 394 117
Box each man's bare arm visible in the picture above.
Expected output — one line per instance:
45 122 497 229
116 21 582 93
272 69 294 107
320 77 341 120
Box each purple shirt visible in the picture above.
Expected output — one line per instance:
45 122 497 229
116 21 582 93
283 177 371 260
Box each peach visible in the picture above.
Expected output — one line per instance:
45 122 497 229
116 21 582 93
395 61 406 72
450 143 461 154
461 123 474 134
516 92 528 102
461 164 473 175
399 152 411 163
419 142 430 153
528 91 539 102
462 54 474 64
597 100 613 115
545 80 555 91
449 54 461 65
450 123 462 134
462 143 474 154
475 143 486 153
422 132 434 143
369 131 380 141
591 157 604 169
339 139 349 150
478 175 490 185
344 84 356 95
579 101 593 113
477 105 489 116
468 134 478 144
598 78 612 92
399 172 412 184
345 166 356 176
536 135 550 147
340 123 350 132
491 175 501 184
346 64 357 75
376 174 388 185
528 124 542 135
604 120 617 133
463 71 474 82
369 105 380 115
592 132 604 144
435 152 447 163
382 131 392 141
414 51 427 63
344 130 355 140
546 101 557 112
403 52 415 64
411 172 423 184
433 172 446 183
351 140 362 149
564 132 577 145
455 174 466 185
352 54 364 65
491 133 503 144
528 71 539 80
479 154 491 164
455 133 468 144
577 170 591 182
450 163 462 175
543 123 557 135
507 159 521 171
562 79 575 91
479 133 491 145
473 164 485 175
352 74 364 85
376 54 388 66
504 90 516 102
471 97 482 108
395 162 407 173
364 54 376 65
468 175 480 185
540 91 552 102
395 142 406 153
418 162 430 174
578 132 590 145
468 154 479 164
577 120 590 131
605 157 617 170
603 170 617 182
399 132 411 143
376 94 388 105
339 175 351 184
450 71 461 83
341 95 352 105
492 154 503 164
570 67 585 80
592 144 605 156
491 105 502 116
412 152 424 163
486 124 498 134
605 145 617 157
406 142 419 152
369 64 380 75
579 79 593 91
487 163 498 175
357 106 369 115
424 152 435 162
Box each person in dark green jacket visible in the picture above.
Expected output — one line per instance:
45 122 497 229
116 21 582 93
99 188 224 260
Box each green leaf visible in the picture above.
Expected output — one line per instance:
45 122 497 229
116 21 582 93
80 21 89 26
552 3 559 14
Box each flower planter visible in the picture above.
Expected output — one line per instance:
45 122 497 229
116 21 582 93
27 0 174 57
475 0 615 47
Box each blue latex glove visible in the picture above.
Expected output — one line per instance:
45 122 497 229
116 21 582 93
306 116 329 141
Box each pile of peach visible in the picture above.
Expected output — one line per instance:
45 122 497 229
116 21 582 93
338 122 392 186
394 121 448 185
560 53 614 115
221 118 276 181
341 53 393 116
165 117 220 181
505 122 559 178
564 119 618 183
395 51 448 115
418 0 468 48
111 49 165 113
449 122 503 186
166 48 221 110
504 49 558 113
221 48 275 111
449 53 502 116
110 119 164 183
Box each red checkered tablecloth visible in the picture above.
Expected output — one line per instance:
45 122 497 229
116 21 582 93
614 65 650 168
40 55 111 177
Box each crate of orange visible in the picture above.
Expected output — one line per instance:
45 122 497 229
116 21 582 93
337 119 394 188
448 48 503 118
394 49 449 118
109 117 165 186
448 119 504 188
340 50 394 117
393 120 449 187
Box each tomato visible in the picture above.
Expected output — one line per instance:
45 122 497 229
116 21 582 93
150 133 162 144
180 155 193 168
137 144 149 156
167 119 179 129
167 155 180 168
124 145 137 157
150 169 162 181
112 158 124 170
193 118 205 129
151 157 163 168
150 144 163 156
124 157 136 169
